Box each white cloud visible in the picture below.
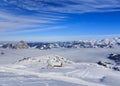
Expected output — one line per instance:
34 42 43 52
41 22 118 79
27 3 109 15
0 11 65 32
2 26 65 34
0 0 120 33
4 0 120 13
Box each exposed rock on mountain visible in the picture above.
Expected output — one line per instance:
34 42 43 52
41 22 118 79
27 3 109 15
16 40 29 49
97 61 120 71
97 53 120 72
2 43 16 49
108 54 120 63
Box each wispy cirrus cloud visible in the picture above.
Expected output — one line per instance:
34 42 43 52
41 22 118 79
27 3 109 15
0 0 120 34
3 0 120 13
0 11 65 32
2 26 65 34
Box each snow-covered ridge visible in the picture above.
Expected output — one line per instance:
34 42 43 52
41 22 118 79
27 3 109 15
1 40 29 49
1 37 120 49
16 55 73 69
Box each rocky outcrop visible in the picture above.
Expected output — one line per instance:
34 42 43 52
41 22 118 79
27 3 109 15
16 40 29 49
97 61 120 71
108 54 120 63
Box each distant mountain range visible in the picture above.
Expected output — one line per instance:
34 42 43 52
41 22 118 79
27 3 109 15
1 37 120 49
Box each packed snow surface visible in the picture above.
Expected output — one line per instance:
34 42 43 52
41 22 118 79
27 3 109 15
0 48 120 86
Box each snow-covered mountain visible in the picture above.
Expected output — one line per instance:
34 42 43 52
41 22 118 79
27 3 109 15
16 40 29 49
1 40 29 49
1 37 120 49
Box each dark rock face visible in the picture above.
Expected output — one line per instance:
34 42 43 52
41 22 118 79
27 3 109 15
97 61 120 72
108 54 120 63
112 67 120 71
97 61 108 67
2 43 16 49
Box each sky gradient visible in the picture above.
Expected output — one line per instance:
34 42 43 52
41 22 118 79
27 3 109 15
0 0 120 41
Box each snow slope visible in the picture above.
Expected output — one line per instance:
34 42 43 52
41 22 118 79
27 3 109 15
0 65 107 86
0 60 120 86
0 48 120 86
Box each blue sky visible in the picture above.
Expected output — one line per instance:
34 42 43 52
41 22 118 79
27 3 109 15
0 0 120 41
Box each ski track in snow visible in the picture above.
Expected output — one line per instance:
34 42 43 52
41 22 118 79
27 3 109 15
0 66 107 86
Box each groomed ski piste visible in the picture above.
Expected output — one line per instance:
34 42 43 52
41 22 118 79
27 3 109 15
0 64 107 86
